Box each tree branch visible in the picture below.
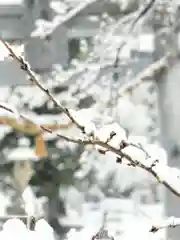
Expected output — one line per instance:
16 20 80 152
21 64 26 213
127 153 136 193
0 103 87 144
113 0 157 69
150 217 180 233
1 103 180 200
1 34 180 202
0 40 85 132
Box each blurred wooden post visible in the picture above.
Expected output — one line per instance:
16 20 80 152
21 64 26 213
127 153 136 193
155 4 180 239
156 58 180 240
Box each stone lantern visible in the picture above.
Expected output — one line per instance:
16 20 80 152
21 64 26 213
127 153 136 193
7 137 39 193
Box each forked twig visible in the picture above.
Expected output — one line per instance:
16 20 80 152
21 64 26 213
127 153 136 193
1 29 180 204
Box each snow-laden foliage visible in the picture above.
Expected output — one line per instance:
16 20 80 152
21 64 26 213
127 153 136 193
0 218 54 240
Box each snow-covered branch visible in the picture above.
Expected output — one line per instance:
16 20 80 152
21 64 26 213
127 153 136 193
0 103 87 144
113 0 157 68
150 216 180 233
32 0 99 38
1 102 180 201
118 54 170 97
1 31 180 231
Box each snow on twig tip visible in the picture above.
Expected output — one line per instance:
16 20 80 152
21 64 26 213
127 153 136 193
95 123 127 153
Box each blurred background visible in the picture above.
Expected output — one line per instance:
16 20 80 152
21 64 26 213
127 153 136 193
0 0 179 239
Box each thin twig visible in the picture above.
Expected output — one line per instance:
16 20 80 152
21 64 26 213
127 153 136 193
113 0 157 69
130 0 156 31
1 103 180 199
1 36 180 200
0 103 87 145
150 217 180 233
0 40 85 132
